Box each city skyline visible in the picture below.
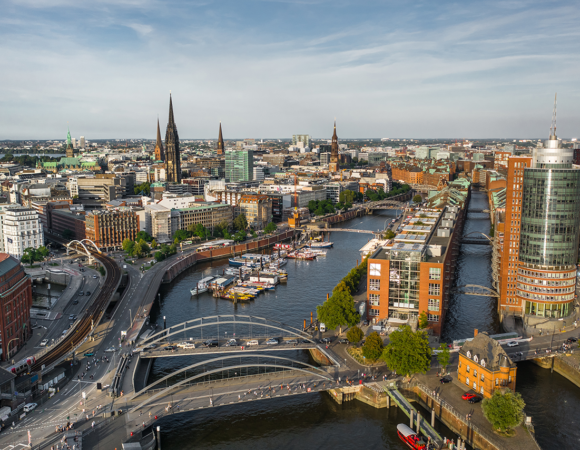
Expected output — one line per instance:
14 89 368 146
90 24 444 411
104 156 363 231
2 1 580 139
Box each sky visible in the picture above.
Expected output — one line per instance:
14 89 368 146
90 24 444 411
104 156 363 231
1 0 579 140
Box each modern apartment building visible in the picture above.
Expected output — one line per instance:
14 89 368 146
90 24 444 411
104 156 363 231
85 209 139 250
174 203 233 234
3 207 44 258
0 254 33 360
225 150 254 182
238 195 273 230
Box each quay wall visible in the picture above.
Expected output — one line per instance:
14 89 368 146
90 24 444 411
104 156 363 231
533 355 580 388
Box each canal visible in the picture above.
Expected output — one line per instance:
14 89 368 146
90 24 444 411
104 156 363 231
148 192 576 448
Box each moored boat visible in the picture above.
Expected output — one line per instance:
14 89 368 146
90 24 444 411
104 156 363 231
396 424 426 450
310 241 333 248
190 276 214 295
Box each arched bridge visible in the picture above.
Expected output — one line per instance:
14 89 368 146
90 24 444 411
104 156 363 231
453 284 500 297
364 199 407 210
66 238 102 261
460 232 493 246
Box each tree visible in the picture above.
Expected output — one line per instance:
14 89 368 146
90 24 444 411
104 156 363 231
21 247 37 267
233 230 246 242
316 290 360 334
437 343 450 373
418 311 429 329
251 230 258 238
98 266 105 276
134 182 151 195
122 239 135 255
413 194 423 203
138 239 150 255
233 213 248 231
136 231 153 242
264 222 277 234
174 229 190 242
132 242 143 258
482 390 525 432
154 250 165 261
151 239 157 249
339 190 355 205
62 229 74 240
346 326 364 343
362 332 384 362
37 246 49 259
381 325 432 377
384 229 396 240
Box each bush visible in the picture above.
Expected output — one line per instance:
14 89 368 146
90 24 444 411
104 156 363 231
482 390 525 432
346 326 364 343
413 194 422 203
98 266 105 276
362 332 384 361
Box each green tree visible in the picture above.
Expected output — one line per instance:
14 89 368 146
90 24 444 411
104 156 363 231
98 266 105 276
136 231 153 242
151 239 157 249
194 224 209 240
381 325 432 377
174 229 190 242
134 182 151 195
37 246 49 259
233 230 246 242
365 189 379 202
413 194 423 203
437 343 451 373
418 311 429 329
339 190 355 205
138 239 150 255
21 247 37 267
233 213 248 231
132 242 143 258
62 229 74 240
316 290 360 334
307 200 318 212
264 222 277 234
362 331 384 362
346 326 364 343
384 229 396 240
251 230 258 238
154 250 165 261
482 390 525 432
169 243 177 254
122 239 135 255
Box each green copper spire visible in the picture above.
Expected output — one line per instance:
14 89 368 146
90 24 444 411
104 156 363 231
67 126 71 146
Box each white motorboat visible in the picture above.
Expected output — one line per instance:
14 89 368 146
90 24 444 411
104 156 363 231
190 276 215 295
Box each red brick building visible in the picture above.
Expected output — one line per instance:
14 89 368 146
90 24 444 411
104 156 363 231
0 254 32 361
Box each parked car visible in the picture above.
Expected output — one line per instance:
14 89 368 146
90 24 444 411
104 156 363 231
245 340 259 346
204 340 219 348
338 338 349 344
506 341 519 347
105 347 117 353
224 339 238 347
145 344 157 350
177 342 195 349
567 337 578 343
286 339 298 345
440 376 452 384
362 320 369 326
461 392 478 401
93 275 98 279
61 329 68 336
84 352 95 357
265 338 278 345
69 314 76 321
72 300 79 305
322 337 331 344
86 291 91 296
468 396 482 404
23 403 37 413
79 292 84 296
40 339 49 347
165 345 177 351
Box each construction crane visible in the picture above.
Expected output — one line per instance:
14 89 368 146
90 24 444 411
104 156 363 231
288 172 300 228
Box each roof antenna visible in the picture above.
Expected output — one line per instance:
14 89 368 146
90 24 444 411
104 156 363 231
550 93 557 139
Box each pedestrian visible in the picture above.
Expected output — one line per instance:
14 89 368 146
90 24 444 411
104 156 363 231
91 421 95 428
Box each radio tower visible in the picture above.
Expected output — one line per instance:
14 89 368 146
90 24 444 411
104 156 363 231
550 93 557 140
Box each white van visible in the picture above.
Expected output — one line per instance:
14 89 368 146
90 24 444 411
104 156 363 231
245 340 259 346
319 323 326 332
23 403 37 413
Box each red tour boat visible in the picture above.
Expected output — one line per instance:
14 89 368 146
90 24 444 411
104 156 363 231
397 424 427 449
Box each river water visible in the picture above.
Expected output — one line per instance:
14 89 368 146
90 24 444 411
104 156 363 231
148 192 577 449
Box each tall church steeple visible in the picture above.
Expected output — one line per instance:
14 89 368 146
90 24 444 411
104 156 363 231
65 125 75 158
165 93 181 183
217 122 225 155
154 118 164 161
329 120 339 173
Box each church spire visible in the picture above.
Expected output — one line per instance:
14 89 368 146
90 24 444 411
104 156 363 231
154 118 164 161
66 124 75 158
329 119 339 173
217 122 225 155
165 92 181 182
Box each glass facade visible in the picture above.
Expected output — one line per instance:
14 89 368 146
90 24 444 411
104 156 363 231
225 150 254 182
387 248 422 318
519 168 580 267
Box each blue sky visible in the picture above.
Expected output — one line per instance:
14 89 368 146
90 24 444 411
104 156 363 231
1 0 579 139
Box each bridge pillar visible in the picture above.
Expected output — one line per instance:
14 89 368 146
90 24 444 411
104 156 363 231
410 409 413 428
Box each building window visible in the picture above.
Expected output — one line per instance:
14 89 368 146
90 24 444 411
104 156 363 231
429 283 440 296
466 365 470 373
508 375 512 383
428 314 439 322
481 374 484 382
473 369 477 377
428 299 439 311
495 378 499 386
429 267 441 280
369 279 380 291
369 294 380 306
466 377 469 385
473 381 477 390
480 386 484 395
369 308 380 316
369 263 381 276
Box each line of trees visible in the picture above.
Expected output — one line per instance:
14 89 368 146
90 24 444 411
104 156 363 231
365 182 411 202
22 246 49 267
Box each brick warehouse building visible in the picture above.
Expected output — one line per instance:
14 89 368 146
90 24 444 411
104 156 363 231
0 254 32 361
85 209 139 251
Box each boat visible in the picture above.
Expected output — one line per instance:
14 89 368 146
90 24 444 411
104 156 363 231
310 241 333 248
396 424 427 449
287 251 317 260
309 249 327 257
190 276 214 295
228 257 257 267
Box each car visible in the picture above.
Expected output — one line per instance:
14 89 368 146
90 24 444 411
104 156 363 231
506 341 519 347
468 396 482 404
69 314 76 321
93 275 98 278
286 339 298 344
23 403 37 413
245 340 259 346
265 338 278 345
86 291 91 296
72 300 79 305
462 392 478 401
105 347 117 352
440 376 452 384
338 338 349 344
301 339 311 344
224 339 238 347
362 320 369 326
165 345 177 351
84 352 95 357
40 339 49 347
79 292 84 296
62 329 68 336
567 337 578 343
204 340 219 347
145 344 157 350
177 342 195 349
322 337 331 344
